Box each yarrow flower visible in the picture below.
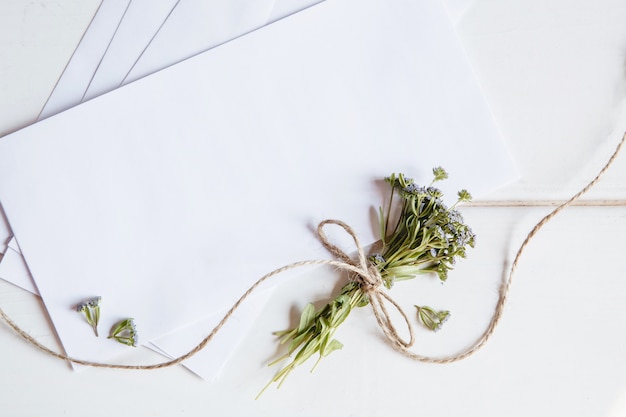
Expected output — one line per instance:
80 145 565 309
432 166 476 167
415 305 451 332
403 183 427 196
377 169 475 284
426 186 443 199
108 318 138 347
76 296 101 336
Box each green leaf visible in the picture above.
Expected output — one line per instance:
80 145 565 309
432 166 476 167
84 308 93 325
287 329 312 354
297 303 315 333
379 206 387 244
319 331 331 356
108 319 130 338
321 339 343 357
330 304 351 328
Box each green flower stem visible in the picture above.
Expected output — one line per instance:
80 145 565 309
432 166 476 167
258 281 367 399
85 308 99 337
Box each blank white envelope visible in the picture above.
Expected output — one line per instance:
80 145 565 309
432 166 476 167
38 0 132 120
124 0 276 84
82 0 181 101
0 0 516 364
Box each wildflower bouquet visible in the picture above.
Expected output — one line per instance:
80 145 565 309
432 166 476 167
262 168 475 392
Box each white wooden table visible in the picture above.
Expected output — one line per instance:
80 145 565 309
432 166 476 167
1 1 625 416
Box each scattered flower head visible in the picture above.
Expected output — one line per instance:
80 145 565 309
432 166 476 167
108 318 138 347
415 305 451 332
76 296 101 336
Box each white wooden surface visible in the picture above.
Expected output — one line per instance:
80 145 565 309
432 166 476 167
1 1 626 416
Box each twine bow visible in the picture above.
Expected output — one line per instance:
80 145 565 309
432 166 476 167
316 219 415 349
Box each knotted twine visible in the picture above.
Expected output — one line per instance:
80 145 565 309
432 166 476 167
0 132 624 370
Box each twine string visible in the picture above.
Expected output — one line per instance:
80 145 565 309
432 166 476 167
0 132 624 369
317 219 415 349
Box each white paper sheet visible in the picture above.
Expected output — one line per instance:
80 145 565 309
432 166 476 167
0 239 36 294
1 0 476 280
148 290 274 381
83 0 181 101
0 0 514 365
38 0 131 120
0 0 278 380
0 0 283 381
0 0 132 254
269 0 473 25
0 0 479 381
126 0 471 84
267 0 323 23
123 0 275 84
0 0 478 260
443 0 474 23
0 211 10 255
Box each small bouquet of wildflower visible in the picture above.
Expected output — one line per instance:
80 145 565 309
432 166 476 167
261 168 475 394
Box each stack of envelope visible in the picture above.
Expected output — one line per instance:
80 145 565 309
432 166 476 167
0 0 516 380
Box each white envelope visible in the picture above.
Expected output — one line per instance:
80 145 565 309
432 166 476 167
0 238 36 294
82 0 181 101
123 0 276 84
38 0 131 120
1 0 278 379
442 0 474 22
149 289 273 381
0 0 514 365
0 0 306 380
0 0 130 257
0 211 10 254
267 0 324 23
0 0 481 380
0 0 476 264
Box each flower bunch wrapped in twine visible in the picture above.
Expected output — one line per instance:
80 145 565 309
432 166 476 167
0 132 624 388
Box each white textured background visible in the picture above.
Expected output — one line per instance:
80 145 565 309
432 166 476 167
1 1 626 416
